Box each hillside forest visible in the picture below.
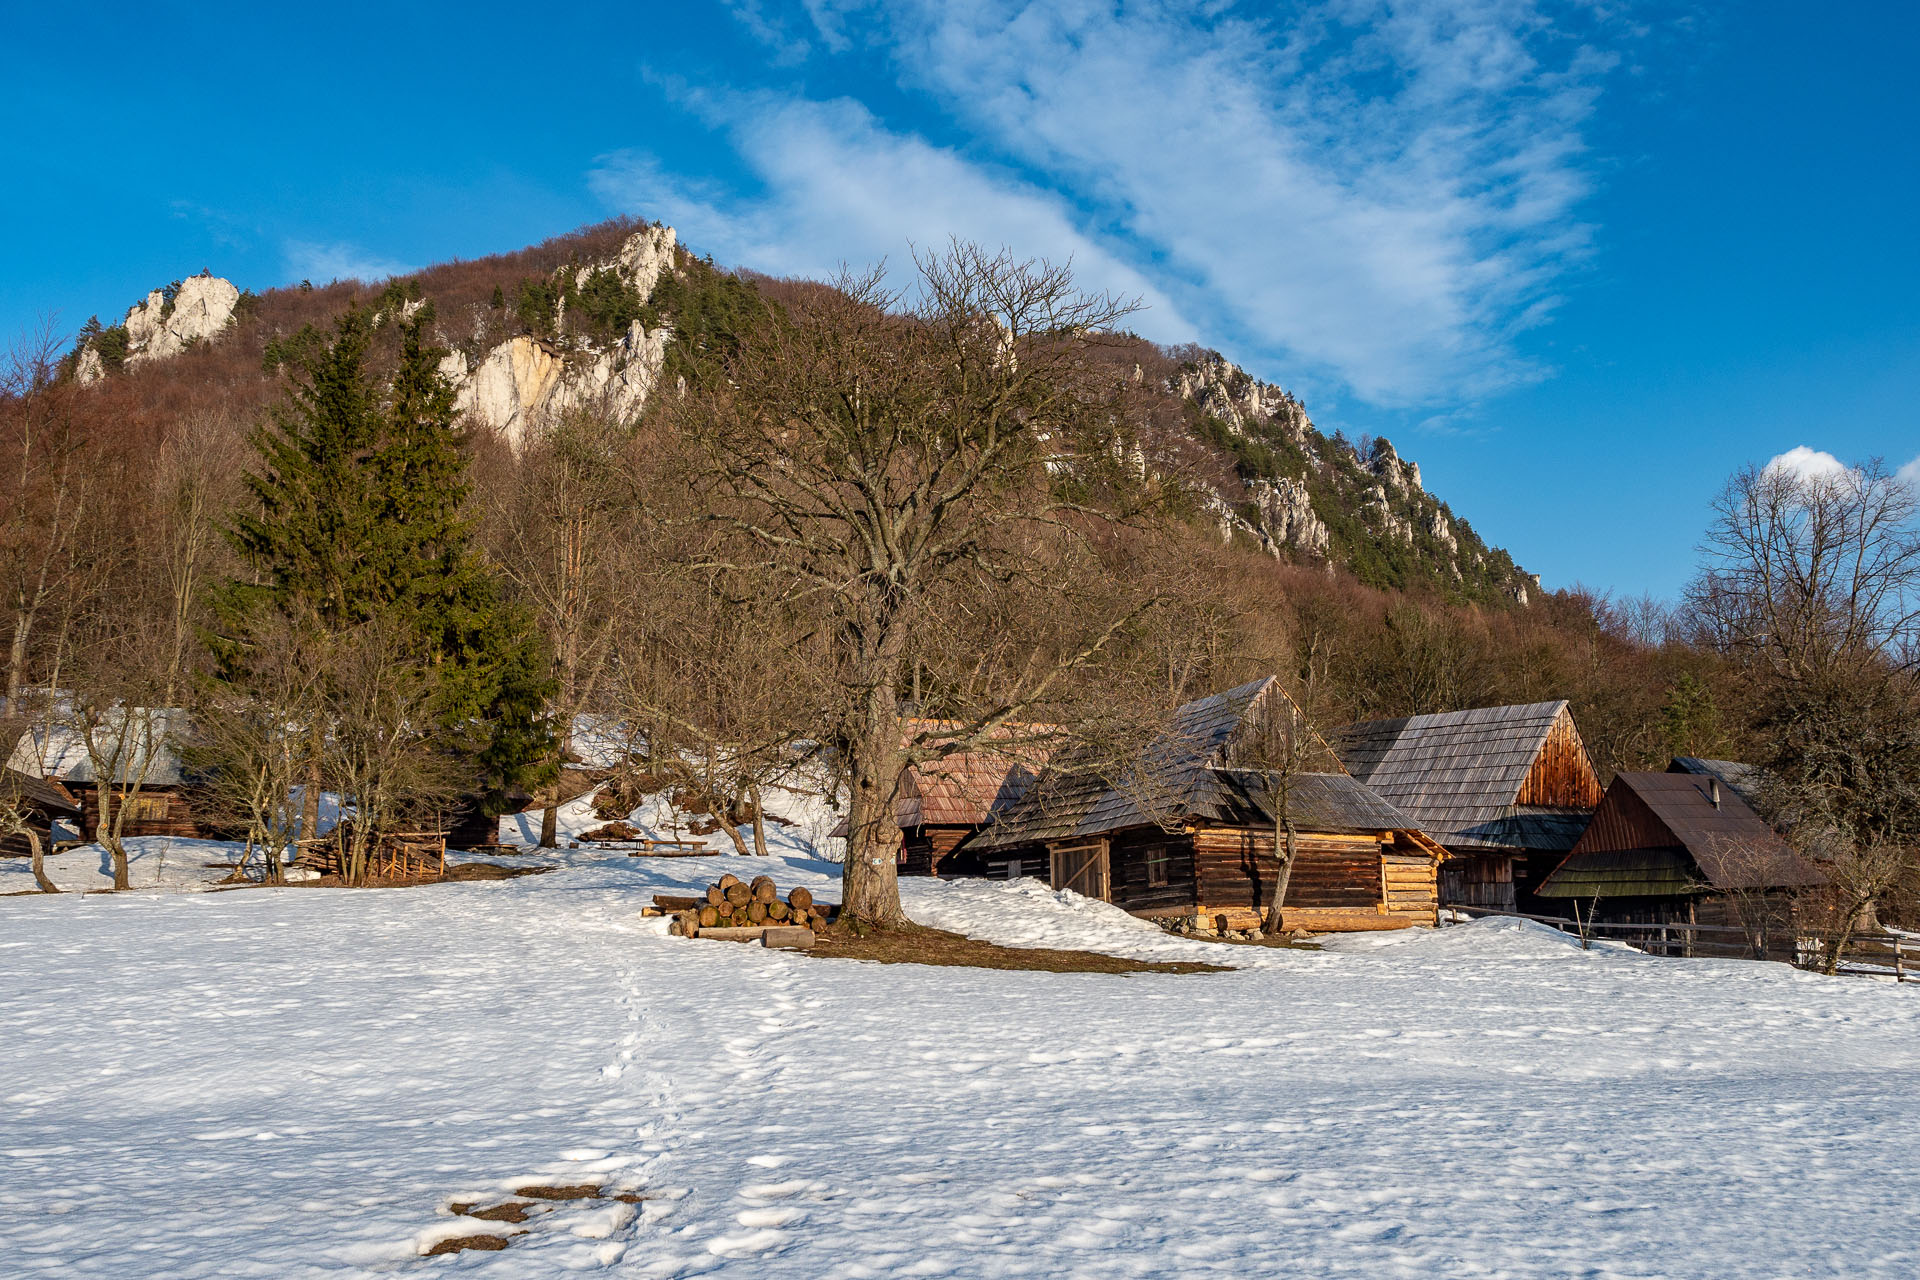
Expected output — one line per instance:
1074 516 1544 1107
3 220 1915 925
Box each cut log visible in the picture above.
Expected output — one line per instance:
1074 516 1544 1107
750 876 777 902
698 906 720 928
747 901 769 924
717 873 741 892
705 885 724 906
760 926 815 950
767 901 789 922
654 894 700 912
725 883 751 907
788 886 813 912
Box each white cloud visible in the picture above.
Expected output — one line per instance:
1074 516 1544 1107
589 94 1195 337
282 240 413 285
1898 454 1920 492
752 0 1625 407
1762 445 1850 485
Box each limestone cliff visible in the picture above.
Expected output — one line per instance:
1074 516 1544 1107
1172 351 1534 604
75 273 241 384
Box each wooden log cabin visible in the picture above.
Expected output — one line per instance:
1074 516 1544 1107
833 719 1051 875
966 678 1446 932
1536 769 1826 936
5 712 208 841
1336 701 1603 914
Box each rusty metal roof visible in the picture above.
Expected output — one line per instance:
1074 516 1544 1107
893 719 1052 829
1539 771 1826 896
1336 701 1581 851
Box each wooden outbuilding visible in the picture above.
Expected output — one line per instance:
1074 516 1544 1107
5 712 207 841
831 719 1050 875
1337 700 1603 913
0 766 83 856
967 678 1446 932
1536 769 1826 930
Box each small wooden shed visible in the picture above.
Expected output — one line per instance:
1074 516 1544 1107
1536 770 1826 928
833 719 1050 875
967 678 1446 932
5 712 206 841
1337 700 1603 914
0 766 83 855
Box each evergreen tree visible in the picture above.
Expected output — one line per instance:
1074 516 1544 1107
215 306 555 812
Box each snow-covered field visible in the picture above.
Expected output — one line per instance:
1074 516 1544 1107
5 843 1919 1278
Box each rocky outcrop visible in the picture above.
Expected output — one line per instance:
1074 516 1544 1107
444 226 677 450
1174 351 1313 447
1248 476 1331 558
125 276 240 366
74 346 107 386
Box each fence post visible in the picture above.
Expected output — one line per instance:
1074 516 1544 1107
1897 937 1905 984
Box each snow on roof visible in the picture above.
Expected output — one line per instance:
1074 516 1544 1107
5 710 188 786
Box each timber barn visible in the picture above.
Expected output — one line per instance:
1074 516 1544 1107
5 712 206 841
1536 769 1826 929
835 719 1050 876
968 678 1446 932
1336 700 1603 914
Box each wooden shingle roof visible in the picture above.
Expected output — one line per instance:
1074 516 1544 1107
1 766 82 817
893 719 1051 829
1336 700 1589 852
971 678 1418 849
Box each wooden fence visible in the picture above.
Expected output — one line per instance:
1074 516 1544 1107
1441 905 1915 982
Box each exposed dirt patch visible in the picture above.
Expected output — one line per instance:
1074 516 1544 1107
807 922 1228 974
425 1233 516 1256
450 1201 536 1223
217 862 555 892
513 1183 602 1201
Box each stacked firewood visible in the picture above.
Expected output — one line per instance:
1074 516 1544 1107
661 875 833 936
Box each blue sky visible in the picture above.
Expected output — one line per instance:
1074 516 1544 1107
6 1 1916 600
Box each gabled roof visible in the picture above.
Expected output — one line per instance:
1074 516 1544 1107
0 766 82 817
1538 771 1826 897
5 711 188 787
1336 700 1586 851
970 678 1411 850
894 719 1050 829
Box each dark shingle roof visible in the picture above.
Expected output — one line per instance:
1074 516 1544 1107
1 766 82 817
894 719 1051 828
970 679 1418 849
1538 771 1826 897
1668 757 1765 807
1336 701 1580 851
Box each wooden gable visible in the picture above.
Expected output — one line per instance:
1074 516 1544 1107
1514 704 1603 808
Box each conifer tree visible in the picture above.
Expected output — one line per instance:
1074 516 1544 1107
215 306 554 819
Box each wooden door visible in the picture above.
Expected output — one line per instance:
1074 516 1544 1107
1050 840 1111 901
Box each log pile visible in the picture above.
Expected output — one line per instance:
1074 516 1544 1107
655 875 833 942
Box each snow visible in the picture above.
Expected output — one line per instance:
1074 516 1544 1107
4 846 1919 1277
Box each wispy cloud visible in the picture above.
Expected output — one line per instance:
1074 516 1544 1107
703 0 1627 409
1898 454 1920 491
589 93 1194 334
282 240 413 285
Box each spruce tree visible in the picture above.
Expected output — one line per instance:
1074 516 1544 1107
216 305 555 812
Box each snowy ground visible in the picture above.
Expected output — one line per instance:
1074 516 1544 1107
4 845 1920 1278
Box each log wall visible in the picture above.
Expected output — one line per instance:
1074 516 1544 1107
1441 853 1517 912
1108 827 1197 916
76 785 204 841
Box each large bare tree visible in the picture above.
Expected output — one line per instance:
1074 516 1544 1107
668 244 1168 926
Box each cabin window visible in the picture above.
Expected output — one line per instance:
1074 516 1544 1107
120 794 169 821
1146 847 1170 887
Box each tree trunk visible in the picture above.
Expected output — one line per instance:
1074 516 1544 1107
25 827 58 894
302 749 322 843
98 789 130 891
749 783 769 858
1264 805 1298 935
539 804 559 849
841 709 910 929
